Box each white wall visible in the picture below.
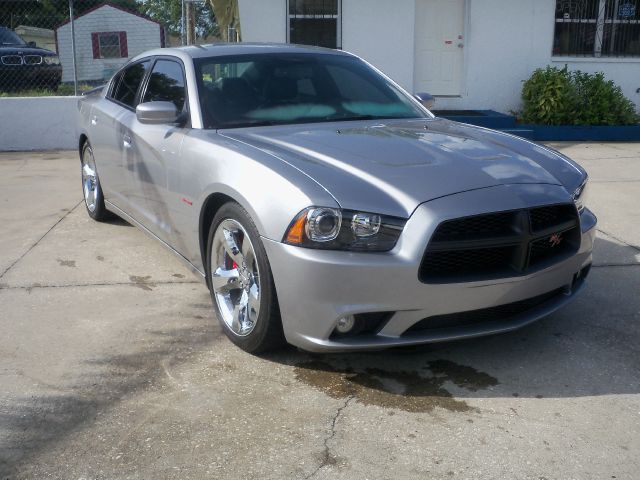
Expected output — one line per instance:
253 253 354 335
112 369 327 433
238 0 287 43
435 0 640 113
234 0 640 113
56 5 162 83
237 0 416 89
0 97 79 151
342 0 416 91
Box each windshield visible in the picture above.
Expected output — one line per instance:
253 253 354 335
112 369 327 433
0 28 26 46
195 53 428 129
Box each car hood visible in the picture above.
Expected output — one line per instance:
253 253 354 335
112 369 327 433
220 118 585 218
0 45 56 55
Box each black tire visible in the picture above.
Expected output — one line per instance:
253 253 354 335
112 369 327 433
80 140 109 221
206 202 284 353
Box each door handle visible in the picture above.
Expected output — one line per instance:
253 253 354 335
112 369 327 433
91 115 97 126
123 134 132 148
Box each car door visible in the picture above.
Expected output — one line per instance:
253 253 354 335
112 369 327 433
129 57 190 251
90 59 150 215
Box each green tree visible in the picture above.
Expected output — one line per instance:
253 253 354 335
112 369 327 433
208 0 239 41
138 0 218 39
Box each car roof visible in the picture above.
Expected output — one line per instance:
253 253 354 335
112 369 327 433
131 42 353 63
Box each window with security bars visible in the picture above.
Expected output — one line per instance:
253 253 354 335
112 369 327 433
553 0 640 57
288 0 341 49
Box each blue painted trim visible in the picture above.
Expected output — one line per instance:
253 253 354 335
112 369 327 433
437 110 517 130
519 124 640 141
438 110 640 141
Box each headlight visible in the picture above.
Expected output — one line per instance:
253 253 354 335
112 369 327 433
284 207 406 251
44 56 60 65
572 177 589 213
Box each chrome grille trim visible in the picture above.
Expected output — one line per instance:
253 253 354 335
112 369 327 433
23 55 43 65
1 55 23 65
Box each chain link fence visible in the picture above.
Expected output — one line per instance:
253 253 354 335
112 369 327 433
0 0 227 96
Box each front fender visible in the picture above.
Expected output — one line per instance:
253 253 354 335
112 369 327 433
182 130 338 271
190 134 338 240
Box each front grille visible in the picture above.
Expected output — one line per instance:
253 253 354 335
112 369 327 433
405 288 566 335
432 211 516 241
529 204 577 233
529 231 576 266
421 246 515 278
420 204 580 283
1 55 22 65
23 55 42 65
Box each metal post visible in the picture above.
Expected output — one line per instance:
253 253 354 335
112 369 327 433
594 0 607 57
69 0 78 95
186 1 196 45
181 0 186 46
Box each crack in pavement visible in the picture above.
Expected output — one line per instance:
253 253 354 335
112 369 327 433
591 179 640 184
0 280 200 291
592 264 640 268
597 228 640 252
0 199 84 280
305 396 355 479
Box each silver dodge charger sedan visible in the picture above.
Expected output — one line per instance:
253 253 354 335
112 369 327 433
77 43 596 353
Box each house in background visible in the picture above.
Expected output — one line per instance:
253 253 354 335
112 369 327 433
55 3 165 83
237 0 640 114
14 25 56 52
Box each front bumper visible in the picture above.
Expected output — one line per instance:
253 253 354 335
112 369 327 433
0 64 62 89
264 184 597 352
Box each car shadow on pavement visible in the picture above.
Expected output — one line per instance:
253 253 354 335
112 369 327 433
264 236 640 411
0 323 220 478
101 212 134 227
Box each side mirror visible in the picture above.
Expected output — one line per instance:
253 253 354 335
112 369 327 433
136 101 180 125
414 92 435 110
27 41 37 48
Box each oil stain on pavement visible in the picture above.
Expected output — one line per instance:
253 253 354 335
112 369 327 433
56 258 76 267
294 359 498 413
129 275 156 291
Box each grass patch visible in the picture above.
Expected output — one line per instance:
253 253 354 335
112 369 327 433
0 83 95 97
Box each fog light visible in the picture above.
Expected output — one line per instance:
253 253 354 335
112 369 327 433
335 315 355 334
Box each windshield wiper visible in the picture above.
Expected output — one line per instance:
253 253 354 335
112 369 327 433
327 115 378 122
218 120 280 129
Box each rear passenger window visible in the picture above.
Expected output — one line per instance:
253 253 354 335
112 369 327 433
142 60 187 111
111 61 149 108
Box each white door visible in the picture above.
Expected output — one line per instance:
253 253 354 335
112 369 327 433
414 0 465 96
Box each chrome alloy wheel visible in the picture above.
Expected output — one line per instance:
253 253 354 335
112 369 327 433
81 145 98 212
211 219 261 336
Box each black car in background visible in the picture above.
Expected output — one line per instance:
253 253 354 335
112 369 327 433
0 26 62 91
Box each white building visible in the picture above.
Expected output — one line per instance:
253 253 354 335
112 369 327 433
237 0 640 113
14 25 56 52
56 3 165 83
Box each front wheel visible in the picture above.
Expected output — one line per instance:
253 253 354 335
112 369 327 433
206 202 284 353
80 141 108 221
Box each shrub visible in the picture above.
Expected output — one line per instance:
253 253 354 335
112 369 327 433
571 72 639 125
522 66 574 125
521 66 639 126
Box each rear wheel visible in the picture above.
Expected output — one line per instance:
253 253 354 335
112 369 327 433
80 141 108 221
206 203 284 353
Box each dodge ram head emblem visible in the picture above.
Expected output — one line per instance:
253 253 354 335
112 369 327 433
549 233 563 247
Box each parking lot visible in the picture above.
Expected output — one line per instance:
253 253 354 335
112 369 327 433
1 143 639 479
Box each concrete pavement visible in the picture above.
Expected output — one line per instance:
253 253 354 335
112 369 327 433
0 144 639 479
